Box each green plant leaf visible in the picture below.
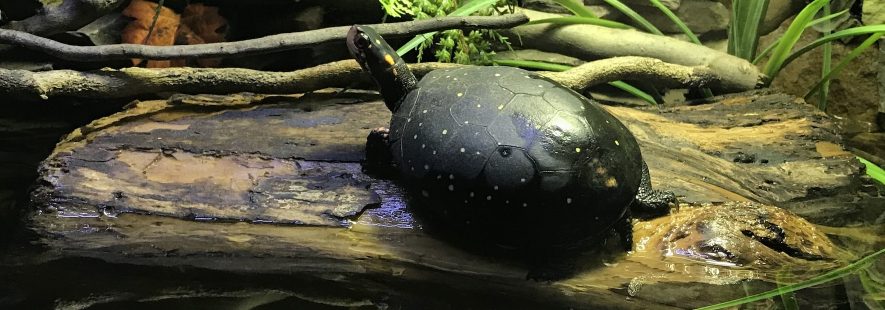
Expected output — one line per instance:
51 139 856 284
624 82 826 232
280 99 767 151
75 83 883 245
492 58 572 71
600 0 663 35
728 0 769 60
649 0 699 44
777 268 800 310
491 58 657 105
396 0 499 56
779 24 885 71
762 0 828 80
752 9 850 65
817 4 832 111
857 156 885 185
549 0 597 18
607 81 657 106
698 248 885 310
525 16 632 29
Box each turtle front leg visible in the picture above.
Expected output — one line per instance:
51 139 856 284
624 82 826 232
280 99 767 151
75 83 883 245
632 161 676 219
364 127 395 175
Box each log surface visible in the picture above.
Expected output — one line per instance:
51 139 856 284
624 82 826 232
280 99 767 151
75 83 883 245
26 90 884 308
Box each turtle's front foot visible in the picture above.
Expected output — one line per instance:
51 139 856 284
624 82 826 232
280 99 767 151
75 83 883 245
633 161 677 219
364 127 394 175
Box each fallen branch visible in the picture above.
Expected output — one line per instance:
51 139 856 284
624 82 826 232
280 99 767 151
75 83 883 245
2 0 127 36
0 14 528 62
504 9 764 92
544 56 719 91
0 57 725 100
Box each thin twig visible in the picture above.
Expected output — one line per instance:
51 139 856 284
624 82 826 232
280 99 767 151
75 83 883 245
0 13 528 62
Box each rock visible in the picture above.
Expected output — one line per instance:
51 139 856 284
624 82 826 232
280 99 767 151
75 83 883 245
614 0 729 35
757 0 806 36
523 0 622 19
523 0 572 14
863 0 885 25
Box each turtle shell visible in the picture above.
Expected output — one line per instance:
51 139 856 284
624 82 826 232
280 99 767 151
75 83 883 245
387 66 644 248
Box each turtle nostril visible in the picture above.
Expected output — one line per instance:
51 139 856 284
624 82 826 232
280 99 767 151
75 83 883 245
499 147 512 157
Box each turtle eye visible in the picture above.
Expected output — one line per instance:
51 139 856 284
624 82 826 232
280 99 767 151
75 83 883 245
353 34 371 50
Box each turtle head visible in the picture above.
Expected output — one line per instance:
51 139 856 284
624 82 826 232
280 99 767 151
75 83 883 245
347 25 417 112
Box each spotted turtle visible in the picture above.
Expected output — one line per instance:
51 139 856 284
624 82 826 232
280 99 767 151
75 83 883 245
347 25 674 279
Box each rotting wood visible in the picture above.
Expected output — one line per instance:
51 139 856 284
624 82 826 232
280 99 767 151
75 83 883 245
27 91 884 308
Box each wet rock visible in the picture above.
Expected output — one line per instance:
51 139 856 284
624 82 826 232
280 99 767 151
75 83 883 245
630 0 730 35
863 0 885 25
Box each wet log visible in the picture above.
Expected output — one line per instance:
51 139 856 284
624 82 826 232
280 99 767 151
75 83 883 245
25 90 884 309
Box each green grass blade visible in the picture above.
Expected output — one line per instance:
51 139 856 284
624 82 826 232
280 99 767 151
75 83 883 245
777 268 800 310
648 0 699 44
396 0 499 56
857 156 885 185
818 5 832 111
698 248 885 310
818 40 831 110
601 0 663 35
752 9 849 65
728 0 769 60
549 0 598 18
607 81 657 105
525 16 633 29
492 58 573 71
762 0 828 80
780 24 885 71
805 33 883 105
492 59 658 105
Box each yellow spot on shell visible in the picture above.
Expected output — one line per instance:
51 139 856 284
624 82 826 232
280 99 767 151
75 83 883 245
575 147 581 153
595 167 607 175
457 92 463 97
384 54 395 65
605 177 618 188
614 140 620 146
